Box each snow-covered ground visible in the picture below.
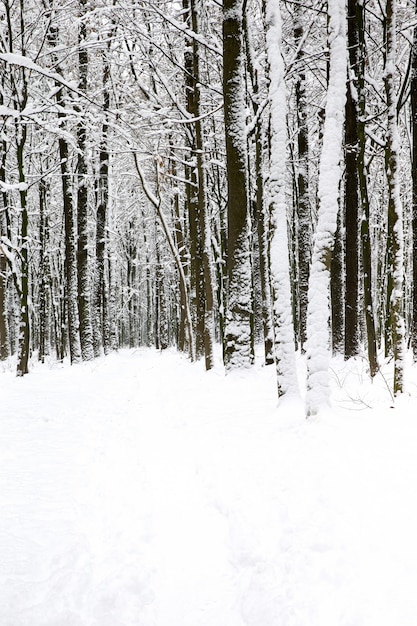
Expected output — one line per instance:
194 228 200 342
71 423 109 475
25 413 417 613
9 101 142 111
2 347 417 625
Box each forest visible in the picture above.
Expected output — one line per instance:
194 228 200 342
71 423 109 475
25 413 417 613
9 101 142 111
1 0 416 415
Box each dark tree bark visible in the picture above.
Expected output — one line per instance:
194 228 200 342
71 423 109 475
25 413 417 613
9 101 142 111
76 0 94 361
48 18 82 364
384 0 405 395
38 180 51 363
356 0 378 376
412 6 417 360
0 92 9 361
344 0 360 358
13 0 30 377
57 112 82 365
183 0 205 358
223 0 253 369
331 204 344 353
93 46 111 357
244 2 274 365
190 0 215 370
0 242 7 361
294 2 311 353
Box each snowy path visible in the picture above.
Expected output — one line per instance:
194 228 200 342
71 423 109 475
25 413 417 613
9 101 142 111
2 349 417 625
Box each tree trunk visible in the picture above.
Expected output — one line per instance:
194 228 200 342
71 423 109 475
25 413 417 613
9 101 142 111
38 180 51 363
331 202 344 353
384 0 405 395
94 47 111 357
48 19 81 364
183 0 205 358
244 2 274 365
223 0 253 369
77 0 94 361
191 0 215 370
0 245 7 361
412 5 417 360
265 0 298 397
305 0 347 416
344 0 360 358
356 0 378 376
0 56 9 361
57 101 82 364
15 11 30 376
294 2 311 353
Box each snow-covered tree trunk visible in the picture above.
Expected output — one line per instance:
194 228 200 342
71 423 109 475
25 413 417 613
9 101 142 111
293 2 311 353
183 0 205 359
243 2 274 366
14 5 30 377
411 8 417 361
0 241 7 360
48 17 82 365
0 81 9 361
93 47 111 357
58 109 82 365
305 0 347 416
223 0 253 369
15 118 30 376
384 0 405 395
76 0 94 362
38 180 51 363
265 0 298 398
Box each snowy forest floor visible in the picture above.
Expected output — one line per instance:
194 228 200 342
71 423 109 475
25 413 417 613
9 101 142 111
2 346 417 626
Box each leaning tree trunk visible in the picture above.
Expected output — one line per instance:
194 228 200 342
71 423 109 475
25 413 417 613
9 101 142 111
223 0 253 369
305 0 347 416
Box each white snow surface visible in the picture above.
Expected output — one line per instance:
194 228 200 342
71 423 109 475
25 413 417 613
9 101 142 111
2 347 417 625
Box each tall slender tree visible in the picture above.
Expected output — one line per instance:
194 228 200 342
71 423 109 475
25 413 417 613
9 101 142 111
305 0 347 416
411 3 417 360
76 0 94 361
293 1 311 353
190 0 216 370
223 0 253 369
93 40 112 356
357 0 378 376
384 0 405 395
265 0 298 397
47 7 82 364
344 0 360 358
